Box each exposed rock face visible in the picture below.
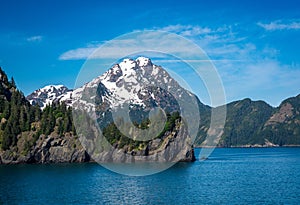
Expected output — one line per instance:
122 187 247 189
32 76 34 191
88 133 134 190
80 119 196 163
0 134 90 164
0 127 195 164
265 102 293 125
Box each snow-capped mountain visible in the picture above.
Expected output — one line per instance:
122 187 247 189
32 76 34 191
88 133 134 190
27 57 200 162
72 57 195 113
26 85 72 109
27 57 199 116
27 57 196 109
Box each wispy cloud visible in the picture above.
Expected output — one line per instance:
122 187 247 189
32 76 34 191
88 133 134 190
257 20 300 31
156 24 300 106
59 24 237 61
59 32 209 60
159 24 214 36
59 47 96 60
26 35 43 42
156 24 254 61
58 23 300 106
217 59 300 105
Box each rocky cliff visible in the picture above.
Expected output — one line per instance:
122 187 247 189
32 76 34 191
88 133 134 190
0 133 90 164
0 118 195 164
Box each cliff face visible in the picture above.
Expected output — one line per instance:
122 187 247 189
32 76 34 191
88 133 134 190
0 121 195 164
0 134 89 164
80 119 196 163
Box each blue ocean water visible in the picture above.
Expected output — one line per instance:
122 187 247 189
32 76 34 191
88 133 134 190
1 148 300 204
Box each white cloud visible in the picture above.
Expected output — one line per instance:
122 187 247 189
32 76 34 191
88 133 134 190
58 24 300 106
59 24 237 61
257 20 300 31
26 35 43 42
215 58 300 106
154 24 300 106
159 24 213 36
59 47 97 60
59 32 209 60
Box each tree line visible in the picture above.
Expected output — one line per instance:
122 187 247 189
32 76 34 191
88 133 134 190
0 68 75 150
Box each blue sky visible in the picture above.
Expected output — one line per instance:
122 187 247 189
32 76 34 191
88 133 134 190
0 0 300 106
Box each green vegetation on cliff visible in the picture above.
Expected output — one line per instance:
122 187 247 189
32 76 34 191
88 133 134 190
102 111 181 151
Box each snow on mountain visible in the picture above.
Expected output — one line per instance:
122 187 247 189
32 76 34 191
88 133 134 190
27 57 196 113
26 85 72 109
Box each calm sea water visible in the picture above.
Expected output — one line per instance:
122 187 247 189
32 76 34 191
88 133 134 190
1 148 300 204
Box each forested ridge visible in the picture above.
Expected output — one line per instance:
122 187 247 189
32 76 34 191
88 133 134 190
0 68 74 152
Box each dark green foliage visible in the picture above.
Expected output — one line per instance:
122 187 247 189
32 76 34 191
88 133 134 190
0 96 76 150
195 96 300 147
260 94 300 145
102 111 181 150
157 111 180 138
0 67 75 150
39 103 74 136
0 72 36 149
219 99 274 146
10 77 16 89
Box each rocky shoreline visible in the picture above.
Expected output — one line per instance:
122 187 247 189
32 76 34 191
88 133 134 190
0 134 90 164
0 130 196 165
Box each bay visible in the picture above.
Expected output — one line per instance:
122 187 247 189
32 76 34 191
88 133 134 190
1 148 300 204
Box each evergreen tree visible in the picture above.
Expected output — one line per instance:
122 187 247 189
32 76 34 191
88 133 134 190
10 77 16 89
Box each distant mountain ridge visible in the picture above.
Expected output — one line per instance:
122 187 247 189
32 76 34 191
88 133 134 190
26 85 72 109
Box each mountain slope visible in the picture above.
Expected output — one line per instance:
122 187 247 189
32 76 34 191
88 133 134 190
218 98 274 147
71 57 199 162
207 96 300 147
0 67 33 150
26 85 72 109
261 94 300 145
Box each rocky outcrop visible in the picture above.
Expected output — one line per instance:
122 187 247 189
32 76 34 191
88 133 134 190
81 120 196 163
0 126 195 164
265 102 293 126
0 134 90 164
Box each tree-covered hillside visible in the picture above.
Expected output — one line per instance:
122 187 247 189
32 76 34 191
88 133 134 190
219 98 274 147
0 67 75 152
260 94 300 145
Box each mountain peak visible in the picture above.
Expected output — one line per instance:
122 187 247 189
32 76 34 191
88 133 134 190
119 58 137 70
136 56 152 67
118 57 153 71
27 57 184 110
27 84 72 109
39 84 67 92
